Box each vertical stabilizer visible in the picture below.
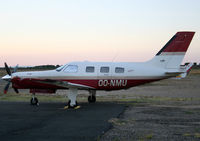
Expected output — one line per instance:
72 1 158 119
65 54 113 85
148 31 195 69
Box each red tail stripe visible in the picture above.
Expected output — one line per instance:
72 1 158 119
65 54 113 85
156 32 195 55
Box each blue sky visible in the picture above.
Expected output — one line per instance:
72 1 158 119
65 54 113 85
0 0 199 66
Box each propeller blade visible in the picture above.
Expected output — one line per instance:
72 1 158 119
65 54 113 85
4 81 11 94
13 87 19 93
3 63 19 94
4 62 11 76
12 64 18 73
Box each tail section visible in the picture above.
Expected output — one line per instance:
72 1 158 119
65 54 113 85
172 63 193 79
178 62 193 78
148 31 195 69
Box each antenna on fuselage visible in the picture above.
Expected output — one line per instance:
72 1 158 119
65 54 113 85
111 52 119 62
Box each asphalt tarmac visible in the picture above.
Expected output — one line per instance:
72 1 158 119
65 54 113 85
0 102 125 141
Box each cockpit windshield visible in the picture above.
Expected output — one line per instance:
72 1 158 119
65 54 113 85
63 65 78 73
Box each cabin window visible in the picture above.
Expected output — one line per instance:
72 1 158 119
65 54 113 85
115 67 124 73
86 66 95 73
100 67 109 73
63 65 78 73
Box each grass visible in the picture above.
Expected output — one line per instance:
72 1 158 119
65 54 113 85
184 111 194 115
183 133 200 138
183 133 192 137
0 92 98 103
138 133 153 141
190 69 200 75
195 133 200 138
110 96 200 103
145 134 153 139
0 93 69 103
108 118 127 126
1 93 200 104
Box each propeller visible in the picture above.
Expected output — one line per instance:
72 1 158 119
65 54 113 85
5 62 11 75
3 63 19 94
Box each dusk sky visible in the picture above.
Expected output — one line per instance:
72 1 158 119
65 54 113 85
0 0 199 67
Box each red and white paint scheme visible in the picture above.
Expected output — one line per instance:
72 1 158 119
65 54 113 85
1 31 195 108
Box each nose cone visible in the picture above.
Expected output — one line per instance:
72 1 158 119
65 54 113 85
2 75 11 81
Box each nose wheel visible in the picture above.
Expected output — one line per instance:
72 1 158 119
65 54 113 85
30 93 39 106
64 88 80 109
66 100 79 108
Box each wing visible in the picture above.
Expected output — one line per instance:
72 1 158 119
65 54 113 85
34 79 95 90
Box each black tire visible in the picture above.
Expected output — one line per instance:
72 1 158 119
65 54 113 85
30 97 38 105
67 100 78 108
88 96 96 103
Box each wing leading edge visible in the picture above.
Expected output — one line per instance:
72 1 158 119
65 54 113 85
34 79 95 90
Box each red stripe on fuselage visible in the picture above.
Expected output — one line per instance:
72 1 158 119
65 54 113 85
11 77 162 91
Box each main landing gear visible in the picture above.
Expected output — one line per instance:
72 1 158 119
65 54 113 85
88 90 96 103
30 93 39 106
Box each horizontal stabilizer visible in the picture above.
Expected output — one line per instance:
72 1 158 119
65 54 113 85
171 63 193 79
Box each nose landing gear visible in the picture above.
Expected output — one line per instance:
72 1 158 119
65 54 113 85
64 88 80 109
30 93 39 106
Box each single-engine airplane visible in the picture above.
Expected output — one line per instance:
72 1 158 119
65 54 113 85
1 31 195 108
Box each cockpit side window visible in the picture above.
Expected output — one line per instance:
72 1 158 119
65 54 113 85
63 65 78 73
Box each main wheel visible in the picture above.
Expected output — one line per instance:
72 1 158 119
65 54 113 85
30 97 39 105
88 96 96 103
